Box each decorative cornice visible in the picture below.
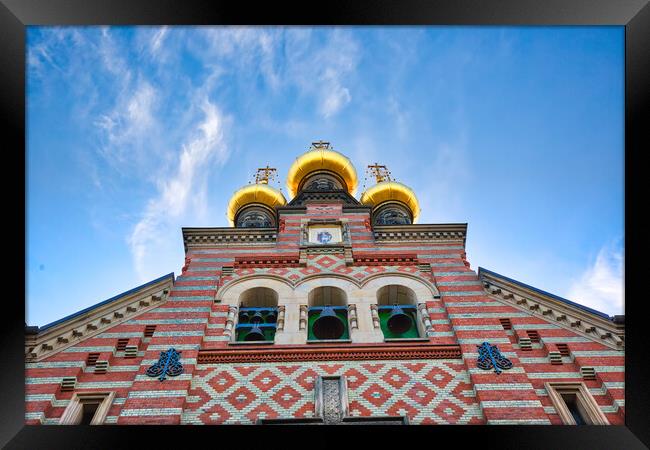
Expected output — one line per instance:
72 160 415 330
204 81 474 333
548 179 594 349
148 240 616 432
479 268 624 350
197 343 462 364
234 256 300 268
352 253 418 266
183 227 277 251
25 275 174 362
373 223 467 245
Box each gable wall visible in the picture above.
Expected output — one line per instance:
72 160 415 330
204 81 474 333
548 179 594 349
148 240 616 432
25 204 623 425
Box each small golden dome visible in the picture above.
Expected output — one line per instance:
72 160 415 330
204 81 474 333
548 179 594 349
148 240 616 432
226 183 287 226
360 181 421 223
286 143 358 198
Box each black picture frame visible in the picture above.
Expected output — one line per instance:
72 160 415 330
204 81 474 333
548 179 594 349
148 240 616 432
2 0 648 448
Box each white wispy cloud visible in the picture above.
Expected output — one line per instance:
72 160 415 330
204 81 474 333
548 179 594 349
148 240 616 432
198 27 360 119
94 79 158 172
286 29 359 119
149 26 169 56
128 100 230 281
566 240 624 316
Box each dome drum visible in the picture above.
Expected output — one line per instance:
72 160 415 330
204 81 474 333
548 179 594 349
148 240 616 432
360 180 420 224
227 182 287 227
235 204 276 228
299 170 347 192
286 146 358 198
373 201 413 225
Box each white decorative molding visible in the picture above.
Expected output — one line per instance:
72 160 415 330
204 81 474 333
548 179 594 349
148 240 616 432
373 223 467 244
544 382 609 425
59 392 116 425
348 304 358 330
479 270 624 350
369 304 380 329
299 305 308 330
25 275 174 362
223 306 238 338
182 227 277 250
418 303 434 336
276 306 286 331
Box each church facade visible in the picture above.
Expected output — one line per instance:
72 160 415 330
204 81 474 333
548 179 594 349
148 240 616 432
25 142 625 425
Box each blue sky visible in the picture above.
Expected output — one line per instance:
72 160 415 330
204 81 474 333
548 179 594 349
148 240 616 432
26 26 624 327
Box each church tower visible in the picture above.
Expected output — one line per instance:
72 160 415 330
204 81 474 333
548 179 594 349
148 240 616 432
25 141 624 426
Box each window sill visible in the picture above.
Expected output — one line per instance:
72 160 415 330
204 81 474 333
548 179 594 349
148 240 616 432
228 340 275 346
307 339 352 344
383 337 430 342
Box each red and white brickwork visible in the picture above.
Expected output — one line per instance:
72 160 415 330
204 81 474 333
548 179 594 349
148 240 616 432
25 199 624 426
183 360 483 424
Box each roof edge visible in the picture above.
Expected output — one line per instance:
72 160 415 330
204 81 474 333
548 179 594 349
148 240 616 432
478 267 614 321
36 272 175 332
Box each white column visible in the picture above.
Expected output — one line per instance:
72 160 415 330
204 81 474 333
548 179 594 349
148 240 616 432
349 301 384 343
223 306 238 339
418 303 434 336
274 303 306 345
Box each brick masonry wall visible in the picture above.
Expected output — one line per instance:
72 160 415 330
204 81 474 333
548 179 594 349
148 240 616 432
25 206 624 425
182 360 483 424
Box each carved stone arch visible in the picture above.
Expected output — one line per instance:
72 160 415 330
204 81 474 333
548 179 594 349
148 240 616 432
361 273 439 301
216 275 294 306
362 274 437 339
294 273 363 290
294 274 363 300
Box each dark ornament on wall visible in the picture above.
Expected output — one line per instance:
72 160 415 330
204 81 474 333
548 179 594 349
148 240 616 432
477 342 513 374
146 348 183 381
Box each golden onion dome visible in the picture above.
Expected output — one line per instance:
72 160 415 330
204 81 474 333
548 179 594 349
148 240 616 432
360 180 421 223
286 146 358 198
226 183 287 226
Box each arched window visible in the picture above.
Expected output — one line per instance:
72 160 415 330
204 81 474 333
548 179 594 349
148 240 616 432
373 204 412 225
376 285 420 338
300 172 345 192
235 287 279 342
307 286 349 341
236 207 274 228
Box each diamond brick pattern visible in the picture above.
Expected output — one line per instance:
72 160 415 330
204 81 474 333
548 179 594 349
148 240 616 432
361 383 392 407
183 360 483 424
271 386 302 409
382 367 411 389
406 382 436 406
251 370 281 392
423 366 454 388
311 255 338 269
344 368 368 389
226 386 256 409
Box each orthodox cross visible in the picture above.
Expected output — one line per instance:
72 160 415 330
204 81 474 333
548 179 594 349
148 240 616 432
146 348 184 381
476 342 513 374
311 140 332 150
254 166 277 185
367 163 392 183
